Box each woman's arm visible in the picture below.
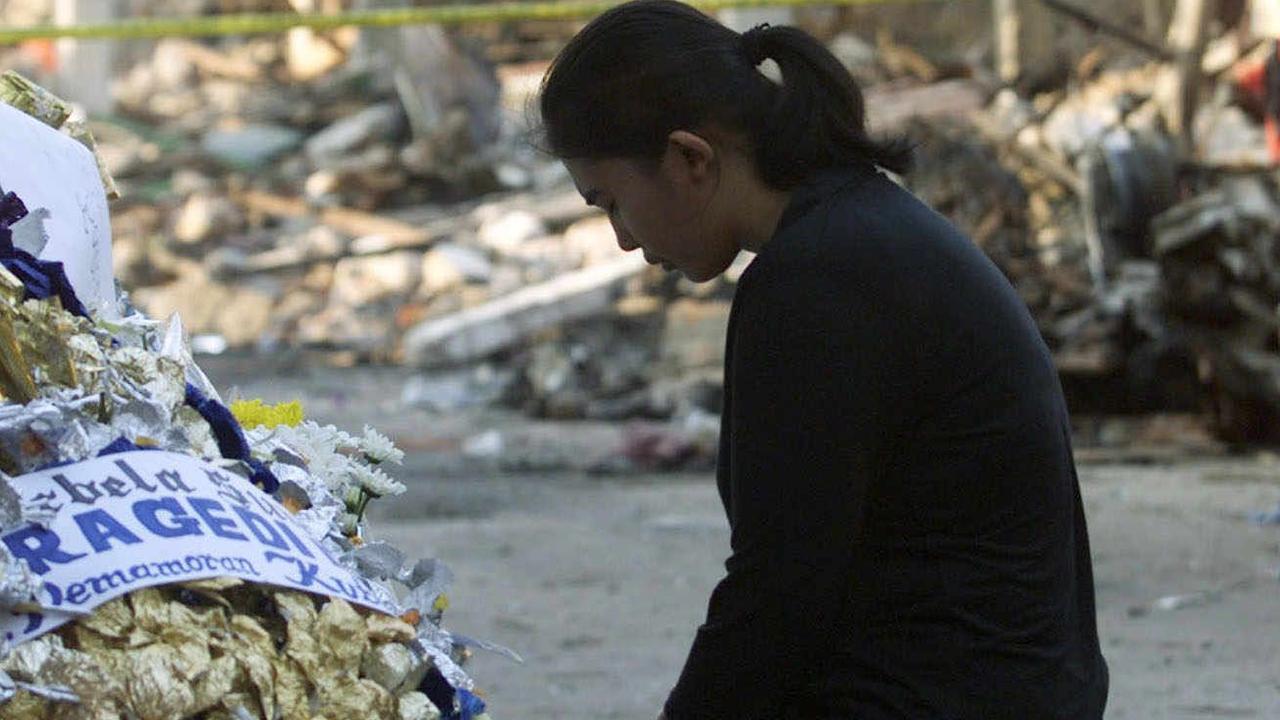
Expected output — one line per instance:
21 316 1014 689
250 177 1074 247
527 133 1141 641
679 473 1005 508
664 260 911 718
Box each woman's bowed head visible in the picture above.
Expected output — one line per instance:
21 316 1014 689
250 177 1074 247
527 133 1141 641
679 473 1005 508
538 0 912 283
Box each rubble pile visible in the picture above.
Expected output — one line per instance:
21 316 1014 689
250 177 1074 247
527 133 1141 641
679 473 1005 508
92 23 567 352
1144 174 1280 442
930 23 1280 441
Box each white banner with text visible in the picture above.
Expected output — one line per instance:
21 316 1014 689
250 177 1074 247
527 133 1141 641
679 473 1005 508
1 450 397 645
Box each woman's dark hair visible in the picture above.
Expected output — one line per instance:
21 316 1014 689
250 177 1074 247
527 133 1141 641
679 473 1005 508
539 0 912 188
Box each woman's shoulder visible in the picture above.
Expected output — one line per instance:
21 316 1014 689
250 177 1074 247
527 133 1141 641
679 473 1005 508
739 165 1021 343
752 171 953 282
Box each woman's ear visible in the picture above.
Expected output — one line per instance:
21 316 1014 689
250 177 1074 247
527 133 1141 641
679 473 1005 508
664 130 716 186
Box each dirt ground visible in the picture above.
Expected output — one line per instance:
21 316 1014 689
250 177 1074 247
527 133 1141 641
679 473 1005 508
203 356 1280 720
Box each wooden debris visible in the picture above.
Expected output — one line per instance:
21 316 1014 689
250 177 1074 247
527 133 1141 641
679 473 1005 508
238 191 428 244
404 254 648 368
1159 0 1215 154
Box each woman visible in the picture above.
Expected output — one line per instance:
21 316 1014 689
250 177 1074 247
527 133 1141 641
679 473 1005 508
539 2 1109 718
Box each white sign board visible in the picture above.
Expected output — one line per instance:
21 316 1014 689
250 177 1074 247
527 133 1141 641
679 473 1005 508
0 101 116 318
1 451 398 645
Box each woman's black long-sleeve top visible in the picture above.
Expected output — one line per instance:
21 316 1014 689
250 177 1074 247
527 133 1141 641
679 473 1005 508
663 165 1108 720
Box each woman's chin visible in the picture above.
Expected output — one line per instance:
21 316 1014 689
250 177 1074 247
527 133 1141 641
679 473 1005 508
681 267 718 283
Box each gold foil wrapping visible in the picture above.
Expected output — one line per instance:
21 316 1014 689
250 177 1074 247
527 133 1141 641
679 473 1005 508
0 71 72 129
0 276 98 403
0 268 37 404
0 689 46 719
15 298 86 389
367 613 418 644
401 691 444 720
1 580 447 720
0 265 24 305
0 314 37 404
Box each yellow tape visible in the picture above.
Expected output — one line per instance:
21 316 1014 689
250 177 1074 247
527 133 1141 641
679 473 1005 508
0 0 942 43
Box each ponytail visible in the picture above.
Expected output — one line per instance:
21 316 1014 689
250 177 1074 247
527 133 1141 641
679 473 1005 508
539 0 912 189
739 24 914 184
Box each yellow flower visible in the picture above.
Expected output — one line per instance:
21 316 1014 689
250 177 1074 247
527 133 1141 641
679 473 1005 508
230 398 305 429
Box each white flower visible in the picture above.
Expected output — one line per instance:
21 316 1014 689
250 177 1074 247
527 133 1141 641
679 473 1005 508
353 465 406 498
331 426 360 454
272 422 353 466
360 425 404 465
303 422 358 455
310 453 354 493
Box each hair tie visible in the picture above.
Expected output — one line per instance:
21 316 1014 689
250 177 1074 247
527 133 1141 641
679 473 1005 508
740 23 770 66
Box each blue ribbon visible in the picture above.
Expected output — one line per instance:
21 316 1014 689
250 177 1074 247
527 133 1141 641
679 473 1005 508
183 383 280 493
0 191 25 226
0 191 90 318
97 437 160 456
418 667 487 720
455 689 487 719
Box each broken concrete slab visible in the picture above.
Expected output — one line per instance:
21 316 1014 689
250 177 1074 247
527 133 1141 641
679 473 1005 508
330 250 423 307
404 253 648 367
202 124 304 169
305 102 405 164
420 242 494 295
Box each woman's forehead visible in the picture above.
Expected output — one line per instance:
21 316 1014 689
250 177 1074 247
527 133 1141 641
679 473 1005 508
565 158 632 199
